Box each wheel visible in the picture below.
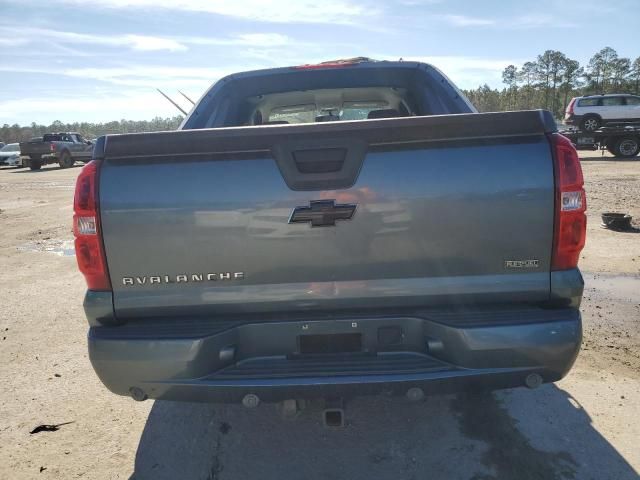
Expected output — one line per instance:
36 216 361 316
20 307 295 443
58 152 74 169
29 161 42 171
580 115 601 132
612 137 640 158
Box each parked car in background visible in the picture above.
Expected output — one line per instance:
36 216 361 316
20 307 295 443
0 143 22 167
565 94 640 131
19 132 93 170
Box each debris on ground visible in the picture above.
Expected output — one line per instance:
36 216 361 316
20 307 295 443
30 421 75 434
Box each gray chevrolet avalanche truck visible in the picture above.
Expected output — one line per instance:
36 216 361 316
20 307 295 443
74 59 586 406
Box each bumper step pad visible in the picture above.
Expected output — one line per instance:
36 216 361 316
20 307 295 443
212 352 453 379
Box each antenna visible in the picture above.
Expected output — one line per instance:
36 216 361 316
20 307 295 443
178 90 195 106
157 88 187 115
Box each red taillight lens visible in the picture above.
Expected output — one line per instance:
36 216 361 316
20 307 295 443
566 98 576 115
293 60 359 70
50 143 56 152
550 134 586 271
73 160 111 290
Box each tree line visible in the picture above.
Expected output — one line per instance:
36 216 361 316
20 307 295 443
463 47 640 117
2 47 639 143
1 116 184 144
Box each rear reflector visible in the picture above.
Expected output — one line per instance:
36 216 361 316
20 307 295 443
75 216 97 235
560 191 583 211
550 133 586 271
73 160 111 291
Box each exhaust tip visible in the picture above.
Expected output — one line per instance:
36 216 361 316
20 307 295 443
525 373 543 389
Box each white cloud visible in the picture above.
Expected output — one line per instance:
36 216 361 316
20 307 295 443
436 13 576 29
0 25 300 55
396 0 441 5
0 91 183 124
64 65 236 88
381 55 523 89
228 33 291 47
0 63 246 90
511 14 576 29
123 35 187 51
0 38 29 47
57 0 371 24
179 33 292 47
0 26 187 52
439 14 495 27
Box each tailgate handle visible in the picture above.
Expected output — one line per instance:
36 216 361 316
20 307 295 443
272 138 367 191
293 148 345 174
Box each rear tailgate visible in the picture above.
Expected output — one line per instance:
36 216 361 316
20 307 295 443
97 110 557 318
19 140 53 157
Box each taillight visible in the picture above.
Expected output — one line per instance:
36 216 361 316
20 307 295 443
50 143 56 152
73 160 111 290
293 59 362 70
566 98 576 115
550 133 586 271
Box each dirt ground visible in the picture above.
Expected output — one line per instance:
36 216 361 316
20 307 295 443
0 152 638 480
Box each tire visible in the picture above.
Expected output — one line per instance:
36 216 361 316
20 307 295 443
29 160 42 171
580 115 601 132
58 151 74 169
612 137 640 158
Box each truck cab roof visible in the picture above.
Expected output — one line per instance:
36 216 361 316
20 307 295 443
182 60 476 130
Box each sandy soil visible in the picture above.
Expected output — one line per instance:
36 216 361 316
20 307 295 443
0 153 638 479
579 152 640 274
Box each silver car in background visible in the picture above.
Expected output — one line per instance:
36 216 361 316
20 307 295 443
0 143 22 167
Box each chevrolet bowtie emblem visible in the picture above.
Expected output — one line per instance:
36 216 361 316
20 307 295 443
289 200 357 227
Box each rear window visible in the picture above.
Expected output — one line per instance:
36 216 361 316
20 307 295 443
578 98 600 107
249 87 411 126
182 63 476 130
267 105 316 124
267 100 392 124
340 102 391 120
0 144 19 152
43 133 73 142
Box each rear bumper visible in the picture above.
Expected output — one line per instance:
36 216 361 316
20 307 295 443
88 306 582 403
21 154 58 165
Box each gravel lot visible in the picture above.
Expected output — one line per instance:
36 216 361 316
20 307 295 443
0 152 638 479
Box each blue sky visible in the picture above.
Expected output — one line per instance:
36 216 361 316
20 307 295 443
1 0 638 124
